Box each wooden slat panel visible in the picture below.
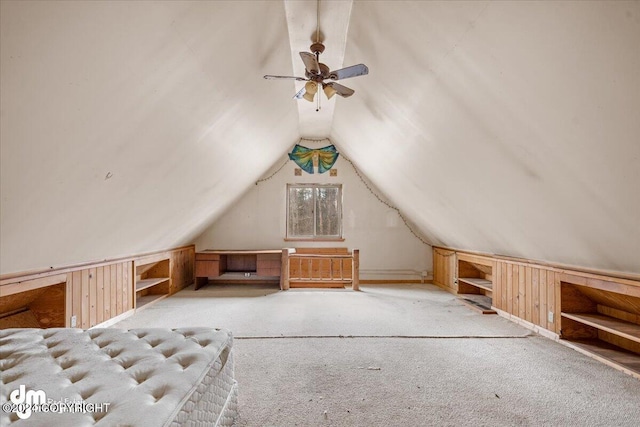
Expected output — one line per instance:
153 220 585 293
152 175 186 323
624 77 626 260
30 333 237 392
501 262 508 310
548 270 557 332
123 261 131 311
517 265 525 319
81 269 89 329
110 265 117 317
493 261 501 310
525 266 532 322
540 269 548 330
96 267 104 325
72 271 81 327
0 274 68 297
531 268 540 326
65 275 72 327
506 264 514 314
558 273 640 298
89 268 97 327
103 265 111 321
116 263 123 316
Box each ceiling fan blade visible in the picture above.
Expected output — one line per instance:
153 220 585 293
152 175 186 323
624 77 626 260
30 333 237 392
325 82 355 98
328 64 369 80
299 52 320 75
293 86 306 99
264 75 308 81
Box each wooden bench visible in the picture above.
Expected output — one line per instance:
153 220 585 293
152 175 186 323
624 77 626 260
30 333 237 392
281 248 360 290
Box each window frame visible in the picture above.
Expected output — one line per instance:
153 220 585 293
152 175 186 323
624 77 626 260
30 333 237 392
285 183 344 241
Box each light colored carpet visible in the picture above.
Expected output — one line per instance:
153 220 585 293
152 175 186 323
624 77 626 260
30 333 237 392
114 283 640 426
114 283 527 337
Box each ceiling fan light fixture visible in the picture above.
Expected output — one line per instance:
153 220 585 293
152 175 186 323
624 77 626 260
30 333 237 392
303 81 318 102
323 84 337 99
305 81 318 94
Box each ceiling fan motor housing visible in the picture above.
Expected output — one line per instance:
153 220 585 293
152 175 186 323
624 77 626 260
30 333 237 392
310 42 325 55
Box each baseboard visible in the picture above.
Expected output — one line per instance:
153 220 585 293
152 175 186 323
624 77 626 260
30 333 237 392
360 279 431 284
90 309 134 329
494 307 559 340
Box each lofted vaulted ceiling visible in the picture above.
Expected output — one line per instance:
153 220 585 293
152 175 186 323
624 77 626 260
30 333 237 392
1 1 638 275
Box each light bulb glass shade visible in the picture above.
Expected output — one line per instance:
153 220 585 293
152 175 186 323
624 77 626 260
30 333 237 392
323 84 337 99
302 92 315 102
305 81 318 94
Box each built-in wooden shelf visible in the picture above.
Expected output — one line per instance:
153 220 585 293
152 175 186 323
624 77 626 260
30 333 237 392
561 312 640 344
458 294 496 314
134 258 170 310
559 279 640 379
195 250 283 290
136 294 169 310
458 277 493 293
136 278 169 293
561 339 640 378
456 254 495 315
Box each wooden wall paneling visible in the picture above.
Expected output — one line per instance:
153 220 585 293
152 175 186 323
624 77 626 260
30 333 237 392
432 248 456 291
506 263 514 314
0 273 67 297
65 275 72 327
1 246 195 329
96 267 104 325
124 261 131 311
493 260 502 310
525 267 532 322
531 268 540 326
548 270 557 332
116 263 123 316
517 265 525 319
110 265 117 318
103 266 111 320
81 269 89 329
89 267 97 327
500 262 508 310
72 271 81 327
170 247 195 293
539 269 548 331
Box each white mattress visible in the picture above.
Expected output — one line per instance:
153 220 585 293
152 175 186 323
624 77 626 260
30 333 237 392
0 327 237 426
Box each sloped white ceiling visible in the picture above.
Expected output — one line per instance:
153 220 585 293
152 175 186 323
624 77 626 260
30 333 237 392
332 1 640 273
0 1 298 273
1 1 639 275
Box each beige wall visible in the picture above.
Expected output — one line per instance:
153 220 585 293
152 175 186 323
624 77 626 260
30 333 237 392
194 140 431 281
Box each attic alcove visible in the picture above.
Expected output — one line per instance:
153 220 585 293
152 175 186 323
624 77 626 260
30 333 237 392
194 139 431 282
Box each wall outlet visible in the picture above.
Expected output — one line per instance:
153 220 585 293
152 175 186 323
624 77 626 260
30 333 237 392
70 315 77 328
548 311 554 323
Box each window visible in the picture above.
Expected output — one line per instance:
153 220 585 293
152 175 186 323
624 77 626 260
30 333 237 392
287 184 343 240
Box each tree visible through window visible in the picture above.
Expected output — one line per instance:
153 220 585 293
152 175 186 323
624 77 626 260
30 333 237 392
287 184 342 239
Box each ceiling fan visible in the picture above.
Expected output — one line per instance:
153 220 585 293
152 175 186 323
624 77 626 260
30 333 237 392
264 41 368 105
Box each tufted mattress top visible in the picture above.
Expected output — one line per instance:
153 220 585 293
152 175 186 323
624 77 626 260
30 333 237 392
0 327 235 426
